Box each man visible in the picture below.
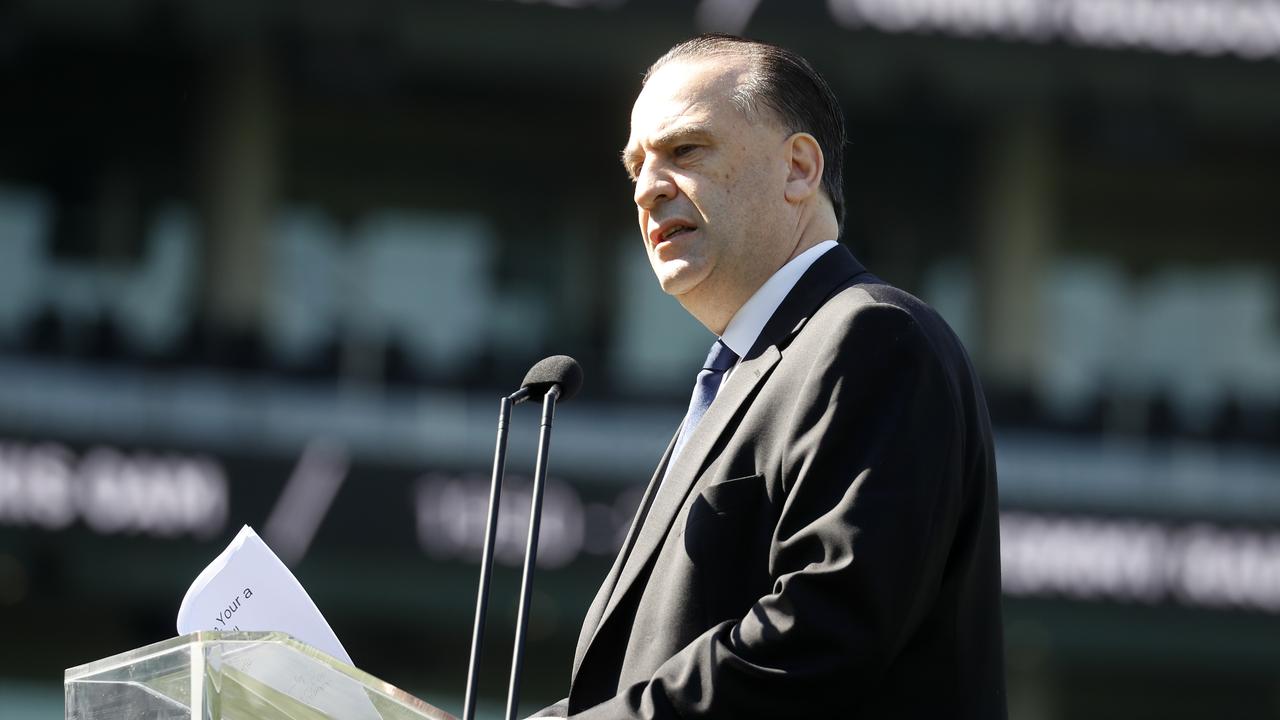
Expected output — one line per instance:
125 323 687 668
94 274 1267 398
538 34 1005 718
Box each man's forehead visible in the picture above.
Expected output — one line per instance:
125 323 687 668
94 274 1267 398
626 56 751 146
635 57 748 116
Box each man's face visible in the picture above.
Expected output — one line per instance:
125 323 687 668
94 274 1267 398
622 56 794 318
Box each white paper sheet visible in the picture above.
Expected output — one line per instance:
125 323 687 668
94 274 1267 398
176 525 352 665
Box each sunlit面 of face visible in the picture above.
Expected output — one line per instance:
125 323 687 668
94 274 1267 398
623 56 800 334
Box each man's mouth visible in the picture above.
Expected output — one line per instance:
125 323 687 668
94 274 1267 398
658 224 697 243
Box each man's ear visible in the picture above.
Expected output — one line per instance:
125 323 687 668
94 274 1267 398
783 132 825 204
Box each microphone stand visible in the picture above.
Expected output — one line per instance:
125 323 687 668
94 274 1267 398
463 386 529 720
504 384 561 720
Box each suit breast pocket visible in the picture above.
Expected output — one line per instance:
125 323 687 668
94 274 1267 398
680 473 770 608
696 472 766 516
681 473 766 551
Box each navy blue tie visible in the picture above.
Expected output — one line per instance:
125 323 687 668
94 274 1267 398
670 339 739 462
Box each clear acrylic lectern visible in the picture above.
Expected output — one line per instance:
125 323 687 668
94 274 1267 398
65 631 455 720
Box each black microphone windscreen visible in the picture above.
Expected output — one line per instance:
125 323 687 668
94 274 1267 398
520 355 584 403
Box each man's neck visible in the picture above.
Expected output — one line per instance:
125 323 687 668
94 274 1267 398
718 239 839 357
679 204 839 334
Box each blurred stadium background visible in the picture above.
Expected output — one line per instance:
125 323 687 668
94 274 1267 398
2 0 1279 718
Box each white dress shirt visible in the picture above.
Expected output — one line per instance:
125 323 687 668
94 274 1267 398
719 240 838 384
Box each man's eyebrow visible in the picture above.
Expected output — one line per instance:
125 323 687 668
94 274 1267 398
620 124 713 176
651 124 711 149
620 145 641 175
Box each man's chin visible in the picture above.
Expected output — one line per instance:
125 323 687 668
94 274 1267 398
654 265 706 297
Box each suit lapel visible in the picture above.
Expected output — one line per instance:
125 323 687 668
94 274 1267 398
595 344 781 627
745 244 868 360
573 432 676 676
573 244 871 681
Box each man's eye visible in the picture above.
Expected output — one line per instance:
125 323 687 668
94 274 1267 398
673 145 697 158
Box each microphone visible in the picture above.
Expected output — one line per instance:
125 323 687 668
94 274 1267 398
505 356 581 720
461 356 583 720
517 354 584 403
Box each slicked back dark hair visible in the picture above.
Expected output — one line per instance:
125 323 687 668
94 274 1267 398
646 33 848 232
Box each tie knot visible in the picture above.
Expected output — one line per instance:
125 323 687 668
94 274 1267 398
703 339 738 373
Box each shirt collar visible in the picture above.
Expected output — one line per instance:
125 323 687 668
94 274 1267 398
720 240 839 358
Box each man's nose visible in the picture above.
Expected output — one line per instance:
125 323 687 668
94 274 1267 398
634 161 676 209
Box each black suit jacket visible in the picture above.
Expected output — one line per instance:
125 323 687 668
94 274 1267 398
553 245 1005 718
